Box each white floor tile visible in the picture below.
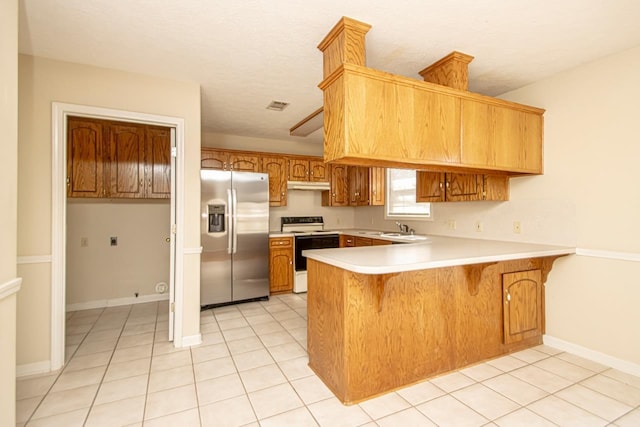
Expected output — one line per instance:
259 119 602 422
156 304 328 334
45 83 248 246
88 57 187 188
259 330 297 347
194 356 237 382
534 357 596 382
223 326 258 341
460 363 503 382
509 365 572 393
31 383 99 420
377 407 436 427
144 383 198 420
150 349 192 372
85 395 145 427
510 348 549 364
267 342 307 362
580 373 640 407
200 395 257 427
556 384 633 421
103 357 150 382
94 373 148 405
291 374 334 405
144 408 201 427
494 408 555 427
555 352 609 373
227 336 265 355
260 406 320 427
486 355 528 372
239 363 287 392
196 372 246 405
248 382 304 419
308 397 372 427
277 356 314 381
191 342 230 364
148 364 193 393
430 371 476 393
16 395 44 423
16 373 59 400
358 391 411 420
451 383 520 420
482 373 548 406
25 408 89 427
527 395 607 427
50 365 106 392
396 380 446 405
416 394 489 427
614 408 640 427
233 348 276 371
602 368 640 390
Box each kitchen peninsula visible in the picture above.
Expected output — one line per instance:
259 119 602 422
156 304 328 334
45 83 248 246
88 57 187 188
303 236 575 404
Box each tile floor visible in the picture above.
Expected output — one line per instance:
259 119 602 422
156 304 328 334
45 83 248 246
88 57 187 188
16 293 640 426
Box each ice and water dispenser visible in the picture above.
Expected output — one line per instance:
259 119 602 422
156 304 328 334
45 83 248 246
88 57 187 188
207 204 225 233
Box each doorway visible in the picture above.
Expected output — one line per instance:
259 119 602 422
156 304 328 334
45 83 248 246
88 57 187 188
51 103 185 371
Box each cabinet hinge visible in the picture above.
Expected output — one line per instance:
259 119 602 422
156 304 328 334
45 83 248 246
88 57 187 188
170 302 175 312
171 147 177 157
171 224 177 234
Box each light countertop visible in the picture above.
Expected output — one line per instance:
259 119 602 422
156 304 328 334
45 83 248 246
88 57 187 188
303 235 575 275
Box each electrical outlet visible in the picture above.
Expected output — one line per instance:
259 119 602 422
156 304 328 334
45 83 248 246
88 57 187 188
80 237 88 247
110 236 118 246
475 221 483 232
513 221 522 234
447 220 456 230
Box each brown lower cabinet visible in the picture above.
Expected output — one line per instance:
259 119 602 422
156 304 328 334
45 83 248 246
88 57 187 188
269 237 293 294
340 235 393 247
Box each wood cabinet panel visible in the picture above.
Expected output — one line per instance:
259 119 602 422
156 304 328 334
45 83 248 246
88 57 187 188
340 235 355 247
289 159 309 181
67 118 106 198
309 160 329 182
349 166 370 206
261 156 287 207
201 148 227 170
145 127 171 198
269 237 293 294
416 172 445 202
369 167 385 206
354 237 372 246
322 164 349 206
108 124 146 198
461 99 543 173
67 118 170 199
503 269 543 345
229 154 260 172
446 173 483 202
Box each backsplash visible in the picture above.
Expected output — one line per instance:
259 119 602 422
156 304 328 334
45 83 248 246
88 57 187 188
269 190 356 231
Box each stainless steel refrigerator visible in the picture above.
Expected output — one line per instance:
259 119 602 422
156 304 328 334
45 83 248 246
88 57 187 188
200 169 269 308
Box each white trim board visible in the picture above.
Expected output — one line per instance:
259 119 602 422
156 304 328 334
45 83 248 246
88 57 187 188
181 333 203 347
66 293 170 312
17 255 53 265
16 360 53 378
0 277 22 300
51 102 186 371
544 335 640 377
576 248 640 262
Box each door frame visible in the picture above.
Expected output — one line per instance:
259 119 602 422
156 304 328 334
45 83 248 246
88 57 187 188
51 102 185 371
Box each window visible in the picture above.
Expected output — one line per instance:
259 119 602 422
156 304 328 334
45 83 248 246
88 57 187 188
385 169 431 220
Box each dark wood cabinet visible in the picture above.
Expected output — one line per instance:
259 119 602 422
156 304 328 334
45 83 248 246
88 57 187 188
145 127 172 198
108 124 146 198
322 164 350 207
67 118 106 198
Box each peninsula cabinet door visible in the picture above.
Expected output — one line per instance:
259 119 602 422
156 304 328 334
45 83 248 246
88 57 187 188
67 118 106 198
503 269 543 344
445 173 483 201
108 124 146 198
416 171 445 202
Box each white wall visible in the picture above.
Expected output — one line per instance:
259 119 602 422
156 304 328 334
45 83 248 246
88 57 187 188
18 55 201 368
66 201 170 307
203 131 323 157
0 0 19 424
356 45 640 367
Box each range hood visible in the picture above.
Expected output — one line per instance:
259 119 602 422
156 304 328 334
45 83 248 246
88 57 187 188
287 180 330 191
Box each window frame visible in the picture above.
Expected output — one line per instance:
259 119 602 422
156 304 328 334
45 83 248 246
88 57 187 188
384 168 432 221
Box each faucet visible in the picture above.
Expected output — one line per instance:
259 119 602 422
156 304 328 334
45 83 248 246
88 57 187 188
395 221 409 234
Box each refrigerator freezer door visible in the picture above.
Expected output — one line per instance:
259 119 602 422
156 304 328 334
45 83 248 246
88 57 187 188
231 172 270 301
200 170 232 306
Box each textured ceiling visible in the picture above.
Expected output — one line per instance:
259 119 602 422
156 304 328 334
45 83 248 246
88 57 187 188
18 0 640 144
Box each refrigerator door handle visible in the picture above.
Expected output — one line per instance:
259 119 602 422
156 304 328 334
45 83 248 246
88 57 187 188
227 188 233 254
231 188 238 254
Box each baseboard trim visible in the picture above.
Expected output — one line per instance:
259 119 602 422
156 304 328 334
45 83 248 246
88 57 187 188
17 360 53 378
66 293 169 312
544 335 640 377
181 333 202 347
17 255 53 265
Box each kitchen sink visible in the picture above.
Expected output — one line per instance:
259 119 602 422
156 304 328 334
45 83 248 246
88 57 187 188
379 233 429 241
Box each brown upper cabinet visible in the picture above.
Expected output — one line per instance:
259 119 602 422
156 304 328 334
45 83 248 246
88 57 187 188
289 158 329 182
416 172 508 202
322 164 350 207
317 18 544 176
67 117 170 199
201 148 259 172
261 156 287 207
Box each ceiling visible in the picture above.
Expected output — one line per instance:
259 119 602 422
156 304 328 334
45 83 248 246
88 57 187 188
18 0 640 144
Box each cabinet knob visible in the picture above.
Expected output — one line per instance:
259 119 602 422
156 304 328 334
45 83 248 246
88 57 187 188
505 291 511 302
